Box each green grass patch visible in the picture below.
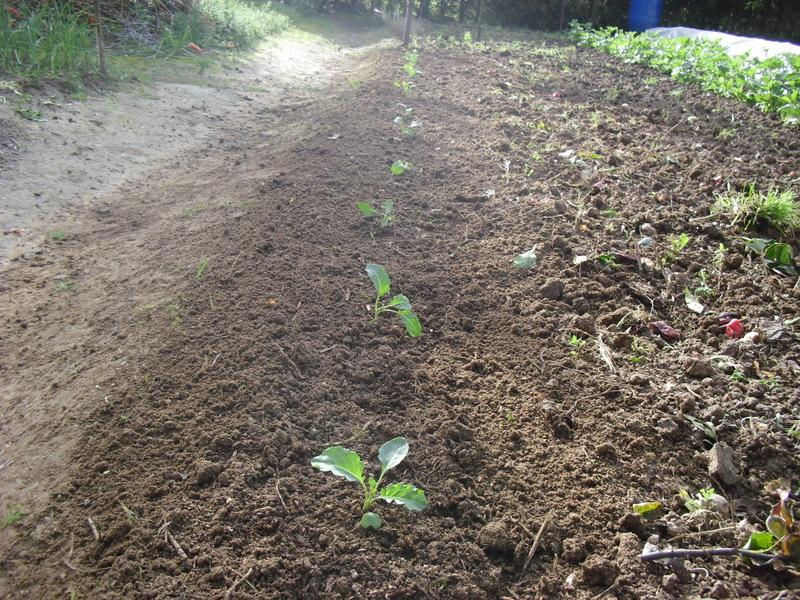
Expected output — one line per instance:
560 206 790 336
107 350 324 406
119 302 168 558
0 3 96 78
713 185 799 233
570 22 800 125
1 505 24 528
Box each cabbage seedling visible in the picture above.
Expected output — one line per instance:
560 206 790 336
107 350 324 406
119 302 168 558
357 200 395 227
390 160 411 175
365 263 421 337
311 437 428 529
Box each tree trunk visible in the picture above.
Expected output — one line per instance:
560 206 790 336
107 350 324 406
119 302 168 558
417 0 429 18
559 0 567 31
590 0 601 24
475 0 483 41
439 0 448 17
458 0 466 22
402 0 413 46
94 0 107 77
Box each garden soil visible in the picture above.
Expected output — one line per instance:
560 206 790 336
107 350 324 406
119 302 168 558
2 21 800 600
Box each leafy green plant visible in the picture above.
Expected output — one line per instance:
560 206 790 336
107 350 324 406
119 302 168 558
597 252 619 268
742 481 800 562
357 200 395 228
713 186 799 233
49 230 67 242
743 237 798 276
311 437 428 529
570 23 800 125
390 160 411 175
694 269 715 298
660 233 690 265
1 505 24 528
679 487 717 512
365 264 421 337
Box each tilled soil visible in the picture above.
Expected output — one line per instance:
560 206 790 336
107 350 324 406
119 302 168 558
2 31 800 600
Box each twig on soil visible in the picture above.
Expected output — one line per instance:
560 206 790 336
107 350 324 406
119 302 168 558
522 513 552 572
273 343 304 380
87 517 100 542
317 345 340 354
640 547 786 564
158 522 189 563
210 353 221 369
592 583 617 599
224 567 253 600
596 334 616 373
668 525 737 542
275 478 288 512
0 458 12 470
326 423 371 446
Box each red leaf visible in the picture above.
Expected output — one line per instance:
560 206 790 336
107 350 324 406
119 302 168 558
649 321 681 342
725 319 744 339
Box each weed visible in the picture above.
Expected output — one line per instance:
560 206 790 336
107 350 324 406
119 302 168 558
679 487 717 512
196 258 209 279
390 160 411 175
686 414 717 443
182 203 208 218
717 127 737 139
713 243 727 271
463 31 473 44
365 264 421 337
661 232 690 265
713 185 799 233
119 500 138 522
394 80 413 95
54 280 75 292
13 106 44 121
597 252 619 268
504 410 515 424
357 200 395 228
1 505 24 528
731 369 749 383
49 230 67 242
168 303 182 327
0 4 95 78
311 437 428 529
568 334 586 356
694 269 715 298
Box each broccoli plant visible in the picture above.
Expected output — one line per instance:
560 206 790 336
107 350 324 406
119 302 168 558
311 437 428 529
357 200 395 228
366 263 422 337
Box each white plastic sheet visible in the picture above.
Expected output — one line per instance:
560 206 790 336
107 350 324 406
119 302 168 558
646 27 800 60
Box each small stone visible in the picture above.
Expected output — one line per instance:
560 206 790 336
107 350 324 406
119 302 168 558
708 442 738 486
477 521 514 556
561 537 587 564
640 223 657 237
684 357 716 379
662 573 680 594
540 279 565 300
582 555 618 587
708 580 731 599
206 566 226 584
570 314 596 335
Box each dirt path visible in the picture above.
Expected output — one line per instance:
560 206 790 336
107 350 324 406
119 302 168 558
0 18 395 594
2 20 800 600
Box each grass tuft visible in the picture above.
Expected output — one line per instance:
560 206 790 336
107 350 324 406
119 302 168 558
712 185 799 233
1 505 24 528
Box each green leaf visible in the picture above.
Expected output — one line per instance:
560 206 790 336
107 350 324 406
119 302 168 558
512 247 538 269
743 531 775 552
386 294 413 311
766 515 788 539
378 482 428 511
764 242 792 265
366 263 391 298
360 512 382 529
632 501 662 516
380 200 395 227
390 160 409 175
310 446 364 484
378 437 409 473
357 202 377 217
399 310 422 337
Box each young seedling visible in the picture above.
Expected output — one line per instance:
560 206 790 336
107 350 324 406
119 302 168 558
661 233 690 266
390 160 411 175
196 258 209 279
311 437 428 529
394 80 413 95
49 230 67 242
679 487 718 512
568 334 586 356
357 200 395 228
365 264 421 337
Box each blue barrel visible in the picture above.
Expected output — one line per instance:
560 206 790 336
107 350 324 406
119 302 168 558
628 0 663 32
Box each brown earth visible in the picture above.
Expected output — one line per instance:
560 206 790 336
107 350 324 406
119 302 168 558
2 20 800 600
